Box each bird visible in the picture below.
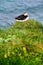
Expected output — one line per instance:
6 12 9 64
15 12 29 22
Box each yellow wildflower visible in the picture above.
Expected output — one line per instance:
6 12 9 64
23 47 26 51
4 54 7 58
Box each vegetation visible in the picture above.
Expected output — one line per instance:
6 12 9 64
0 19 43 65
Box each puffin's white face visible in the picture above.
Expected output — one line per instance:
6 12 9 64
24 13 28 16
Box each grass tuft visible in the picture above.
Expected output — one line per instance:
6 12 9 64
0 19 43 65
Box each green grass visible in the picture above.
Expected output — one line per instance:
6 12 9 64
0 19 43 65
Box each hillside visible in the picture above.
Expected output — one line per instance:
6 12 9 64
0 19 43 65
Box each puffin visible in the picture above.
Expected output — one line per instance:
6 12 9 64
15 12 29 22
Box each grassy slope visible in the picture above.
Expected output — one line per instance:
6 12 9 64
0 19 43 65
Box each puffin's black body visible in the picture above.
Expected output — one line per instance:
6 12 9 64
15 14 28 20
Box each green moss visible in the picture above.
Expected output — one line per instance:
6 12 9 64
0 19 43 65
